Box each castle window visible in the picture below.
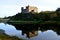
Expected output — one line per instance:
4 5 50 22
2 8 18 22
31 10 34 12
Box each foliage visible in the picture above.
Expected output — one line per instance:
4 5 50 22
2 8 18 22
7 8 60 22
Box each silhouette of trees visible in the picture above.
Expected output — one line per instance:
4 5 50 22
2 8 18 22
7 8 60 21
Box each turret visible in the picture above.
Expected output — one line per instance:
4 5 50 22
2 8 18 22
21 7 24 12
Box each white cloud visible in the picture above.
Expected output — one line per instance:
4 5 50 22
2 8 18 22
0 5 21 17
0 0 60 17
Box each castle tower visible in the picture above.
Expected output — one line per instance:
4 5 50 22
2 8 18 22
21 7 24 13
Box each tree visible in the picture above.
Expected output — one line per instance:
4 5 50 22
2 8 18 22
56 8 60 16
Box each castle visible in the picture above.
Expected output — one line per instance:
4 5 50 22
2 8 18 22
21 5 38 13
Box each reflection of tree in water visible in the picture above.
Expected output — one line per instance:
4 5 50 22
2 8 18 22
20 24 38 38
8 23 39 38
8 23 60 38
40 23 60 35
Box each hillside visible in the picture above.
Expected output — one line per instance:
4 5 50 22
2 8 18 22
0 33 22 40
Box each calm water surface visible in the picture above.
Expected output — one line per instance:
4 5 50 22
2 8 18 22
0 23 60 40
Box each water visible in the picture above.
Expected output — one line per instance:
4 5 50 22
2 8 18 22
0 23 60 40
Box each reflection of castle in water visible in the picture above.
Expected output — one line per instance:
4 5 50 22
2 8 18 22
22 30 38 38
7 23 60 38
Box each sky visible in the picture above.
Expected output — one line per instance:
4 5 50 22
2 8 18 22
0 0 60 17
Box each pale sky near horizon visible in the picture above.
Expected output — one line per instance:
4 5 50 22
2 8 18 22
0 0 60 17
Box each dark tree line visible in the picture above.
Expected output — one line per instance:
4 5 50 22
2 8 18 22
7 8 60 21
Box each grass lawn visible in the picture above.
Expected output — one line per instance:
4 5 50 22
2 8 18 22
8 20 41 24
8 20 60 24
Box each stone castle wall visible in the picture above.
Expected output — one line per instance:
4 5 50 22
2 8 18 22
21 6 38 13
28 6 38 13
